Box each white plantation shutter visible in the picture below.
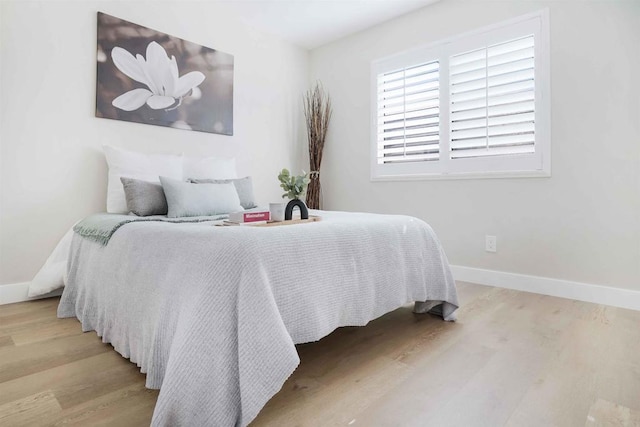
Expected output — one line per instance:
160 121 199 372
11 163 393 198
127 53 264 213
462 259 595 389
370 11 549 180
449 35 536 159
377 61 440 164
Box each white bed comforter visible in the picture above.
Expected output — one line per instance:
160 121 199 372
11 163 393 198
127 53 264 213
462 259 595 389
57 210 458 426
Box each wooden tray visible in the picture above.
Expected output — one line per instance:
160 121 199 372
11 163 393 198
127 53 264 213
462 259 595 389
219 215 322 227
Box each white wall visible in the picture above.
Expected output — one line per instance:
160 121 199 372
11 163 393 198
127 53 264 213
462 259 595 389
310 0 640 290
0 1 309 285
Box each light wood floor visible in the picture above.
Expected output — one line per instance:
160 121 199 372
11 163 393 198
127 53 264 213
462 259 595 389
1 282 639 426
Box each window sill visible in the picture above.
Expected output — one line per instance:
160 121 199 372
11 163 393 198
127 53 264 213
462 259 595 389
370 169 551 182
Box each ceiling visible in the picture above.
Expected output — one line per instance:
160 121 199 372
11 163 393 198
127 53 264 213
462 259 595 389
223 0 440 50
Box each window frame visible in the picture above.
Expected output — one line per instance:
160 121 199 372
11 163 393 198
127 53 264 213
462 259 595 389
370 9 550 181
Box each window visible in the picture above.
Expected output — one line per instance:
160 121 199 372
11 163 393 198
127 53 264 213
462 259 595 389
377 61 441 165
371 10 549 180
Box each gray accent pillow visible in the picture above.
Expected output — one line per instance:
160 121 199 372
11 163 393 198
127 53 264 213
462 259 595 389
188 176 257 210
120 177 168 216
160 176 243 218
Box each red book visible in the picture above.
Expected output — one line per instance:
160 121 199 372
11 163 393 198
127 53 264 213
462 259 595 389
228 210 270 223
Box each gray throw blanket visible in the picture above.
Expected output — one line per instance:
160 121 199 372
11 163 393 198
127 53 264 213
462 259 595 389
73 213 228 245
59 210 459 426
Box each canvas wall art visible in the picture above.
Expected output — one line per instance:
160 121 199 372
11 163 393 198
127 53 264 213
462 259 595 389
96 12 234 135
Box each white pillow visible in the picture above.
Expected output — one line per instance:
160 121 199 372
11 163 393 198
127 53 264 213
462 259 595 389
183 156 237 180
104 145 183 213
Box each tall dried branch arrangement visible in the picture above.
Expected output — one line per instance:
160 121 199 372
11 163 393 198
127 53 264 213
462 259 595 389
303 82 332 210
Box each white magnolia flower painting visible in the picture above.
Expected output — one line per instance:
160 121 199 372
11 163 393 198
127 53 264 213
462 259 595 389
111 42 205 112
96 12 234 135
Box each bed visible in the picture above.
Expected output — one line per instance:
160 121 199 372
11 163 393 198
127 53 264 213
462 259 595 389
54 209 458 426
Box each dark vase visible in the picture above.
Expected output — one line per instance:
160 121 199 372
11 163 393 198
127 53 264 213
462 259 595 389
285 199 309 220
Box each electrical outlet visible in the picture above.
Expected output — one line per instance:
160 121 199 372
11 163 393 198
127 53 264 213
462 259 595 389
485 235 497 253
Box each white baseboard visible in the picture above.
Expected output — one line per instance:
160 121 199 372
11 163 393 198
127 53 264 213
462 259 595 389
3 267 639 312
451 265 640 312
0 282 63 305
